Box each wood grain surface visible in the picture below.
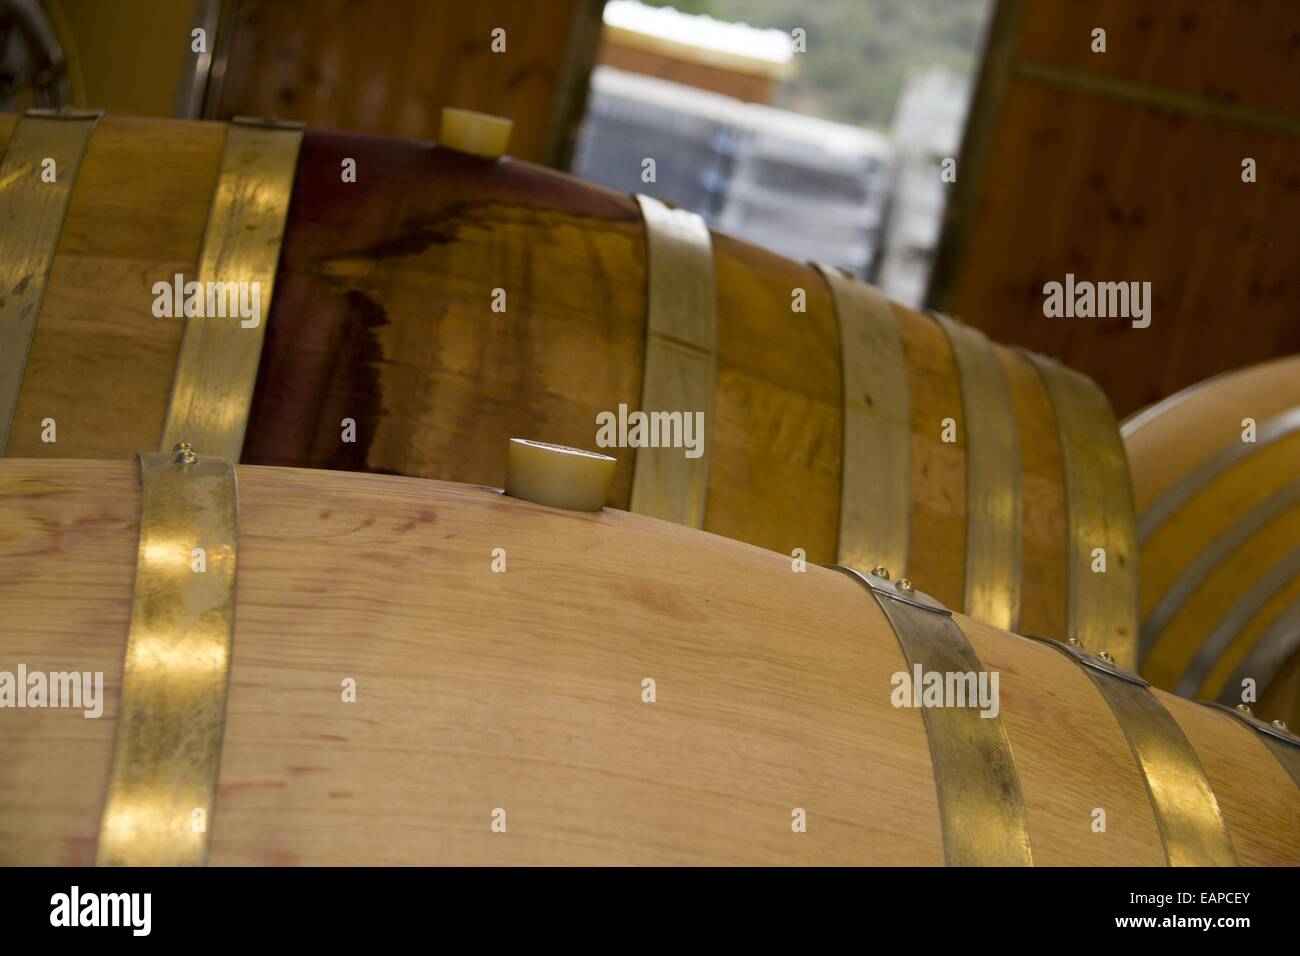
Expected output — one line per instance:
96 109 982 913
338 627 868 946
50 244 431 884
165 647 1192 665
0 460 1294 865
207 0 599 167
934 1 1300 419
7 117 222 458
0 115 1105 642
1124 357 1300 729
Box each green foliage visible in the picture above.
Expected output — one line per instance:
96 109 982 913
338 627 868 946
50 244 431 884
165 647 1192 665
635 0 992 129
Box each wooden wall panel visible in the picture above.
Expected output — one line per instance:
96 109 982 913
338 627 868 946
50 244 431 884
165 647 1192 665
206 0 604 167
931 0 1300 418
1015 0 1300 117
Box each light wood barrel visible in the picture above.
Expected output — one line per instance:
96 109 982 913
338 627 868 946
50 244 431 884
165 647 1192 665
0 458 1295 866
0 112 1136 653
1124 356 1300 731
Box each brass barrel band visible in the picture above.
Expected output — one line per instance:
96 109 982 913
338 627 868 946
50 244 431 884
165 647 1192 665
1200 702 1300 789
0 108 103 454
1216 588 1300 711
833 565 1034 866
933 313 1022 630
1136 405 1300 546
1145 476 1300 685
629 194 717 527
1134 407 1300 667
815 266 911 576
1027 634 1237 866
159 117 305 462
1118 363 1246 438
97 449 240 866
1180 542 1300 698
1023 351 1140 669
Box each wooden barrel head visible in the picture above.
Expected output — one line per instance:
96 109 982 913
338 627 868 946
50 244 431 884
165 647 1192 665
1125 357 1300 731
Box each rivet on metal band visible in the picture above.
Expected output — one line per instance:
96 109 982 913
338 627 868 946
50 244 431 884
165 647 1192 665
97 447 240 866
159 117 305 463
1026 633 1237 866
815 266 910 576
1023 351 1139 669
1200 702 1300 789
0 108 103 455
629 194 717 527
932 313 1022 631
832 565 1034 866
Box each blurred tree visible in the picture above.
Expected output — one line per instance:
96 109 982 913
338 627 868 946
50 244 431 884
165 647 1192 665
637 0 991 129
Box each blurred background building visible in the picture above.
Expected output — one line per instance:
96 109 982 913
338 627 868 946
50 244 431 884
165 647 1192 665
573 65 891 277
874 66 970 306
1 0 989 296
572 0 982 289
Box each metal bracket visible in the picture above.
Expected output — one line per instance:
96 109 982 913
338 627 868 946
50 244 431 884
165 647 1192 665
1022 632 1149 687
828 564 952 616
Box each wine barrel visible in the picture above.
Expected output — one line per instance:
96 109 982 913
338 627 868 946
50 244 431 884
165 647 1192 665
0 111 1136 657
1124 355 1300 731
0 457 1294 866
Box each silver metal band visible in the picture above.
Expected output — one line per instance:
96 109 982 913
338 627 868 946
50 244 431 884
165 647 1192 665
1027 634 1237 866
933 313 1022 630
1200 702 1300 790
1214 584 1300 709
1146 477 1300 686
1023 350 1139 669
1137 406 1300 546
833 564 1033 866
1174 538 1300 698
629 194 717 528
816 266 911 575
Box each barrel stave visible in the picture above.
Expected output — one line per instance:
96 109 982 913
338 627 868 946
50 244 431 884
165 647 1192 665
1 459 1292 865
0 115 1138 651
1162 696 1300 866
1125 357 1300 728
7 118 222 459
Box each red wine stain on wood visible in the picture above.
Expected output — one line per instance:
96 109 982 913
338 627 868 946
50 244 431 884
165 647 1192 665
353 219 464 260
242 126 642 479
394 509 437 534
